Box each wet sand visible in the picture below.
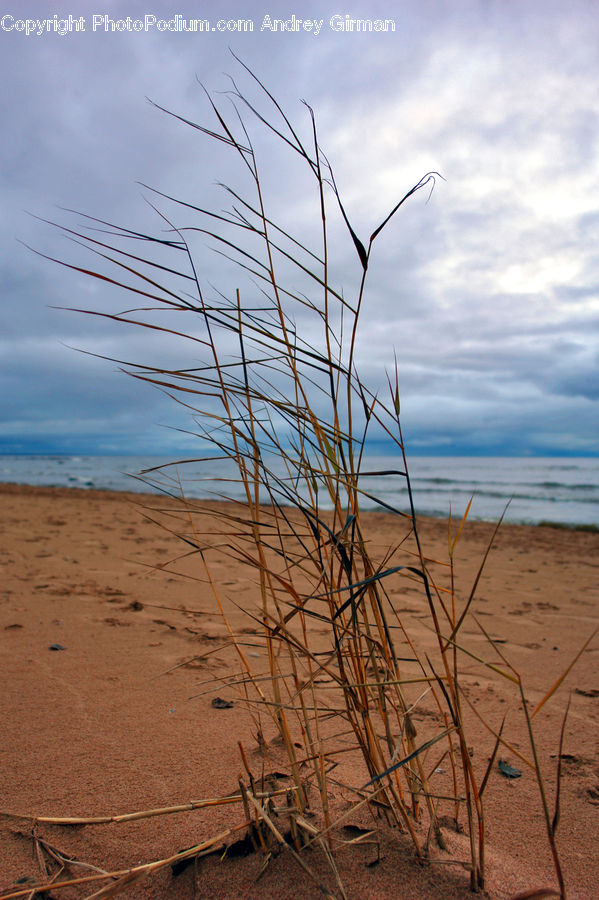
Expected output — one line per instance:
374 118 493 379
1 483 598 899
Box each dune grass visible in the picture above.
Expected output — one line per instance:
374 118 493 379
7 60 588 900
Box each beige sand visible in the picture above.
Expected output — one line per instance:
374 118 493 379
1 483 597 899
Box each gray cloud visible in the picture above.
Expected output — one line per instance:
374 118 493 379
2 0 599 457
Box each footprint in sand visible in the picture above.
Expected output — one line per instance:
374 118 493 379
152 618 177 631
586 784 599 804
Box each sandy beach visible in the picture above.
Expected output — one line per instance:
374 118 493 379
1 482 598 900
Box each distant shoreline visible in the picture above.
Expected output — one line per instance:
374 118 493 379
2 480 597 533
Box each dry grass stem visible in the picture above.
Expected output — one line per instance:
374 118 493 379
14 57 589 900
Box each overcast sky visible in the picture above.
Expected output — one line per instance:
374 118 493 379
2 0 598 457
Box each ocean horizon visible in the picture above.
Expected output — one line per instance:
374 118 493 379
1 453 598 528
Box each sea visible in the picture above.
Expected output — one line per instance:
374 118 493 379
1 454 598 528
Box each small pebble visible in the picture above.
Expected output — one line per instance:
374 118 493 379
212 697 234 709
